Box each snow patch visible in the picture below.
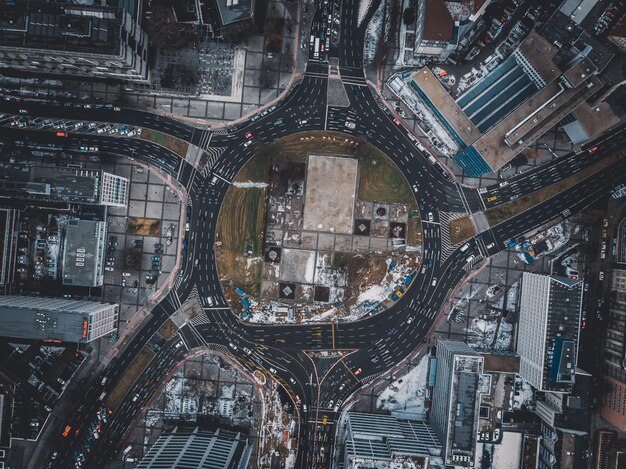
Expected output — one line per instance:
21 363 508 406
376 354 429 419
232 181 269 188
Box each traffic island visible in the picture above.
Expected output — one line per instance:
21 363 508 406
214 131 424 324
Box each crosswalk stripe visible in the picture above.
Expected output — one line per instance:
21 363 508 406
438 211 469 263
201 147 226 177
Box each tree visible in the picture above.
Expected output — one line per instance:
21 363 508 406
403 8 416 25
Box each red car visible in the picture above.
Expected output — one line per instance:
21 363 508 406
354 368 362 376
393 118 401 126
245 132 253 139
588 146 598 154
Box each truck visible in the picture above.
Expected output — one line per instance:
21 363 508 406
314 38 320 59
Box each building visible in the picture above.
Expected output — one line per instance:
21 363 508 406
342 412 441 468
0 1 149 82
532 371 592 469
136 426 252 469
414 0 458 61
559 0 599 25
517 273 583 393
0 208 18 291
0 163 128 207
0 295 118 343
430 340 488 467
608 16 626 52
62 219 107 288
601 221 626 430
409 29 610 176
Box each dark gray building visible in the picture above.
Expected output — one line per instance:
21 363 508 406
0 295 118 343
0 163 128 207
430 340 487 467
0 1 149 82
136 426 251 469
343 412 441 468
517 273 583 393
62 219 107 288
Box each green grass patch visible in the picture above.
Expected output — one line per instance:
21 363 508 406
357 148 413 204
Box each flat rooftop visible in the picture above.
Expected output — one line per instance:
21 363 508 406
0 164 100 204
412 68 482 146
62 219 106 287
215 0 253 26
0 3 124 56
0 296 117 343
472 75 601 170
303 155 358 234
516 31 560 84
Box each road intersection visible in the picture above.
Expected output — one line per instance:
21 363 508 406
2 0 626 466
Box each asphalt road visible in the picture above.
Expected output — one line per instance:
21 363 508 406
5 0 625 466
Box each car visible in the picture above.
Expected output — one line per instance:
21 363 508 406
431 277 438 287
406 316 414 324
303 404 308 413
289 377 296 384
243 140 252 147
269 367 277 374
243 347 252 355
245 132 253 139
339 383 345 391
428 212 434 222
599 271 605 281
588 146 598 153
185 222 190 231
603 218 609 227
122 272 131 277
393 118 401 125
228 342 238 351
105 267 114 272
354 368 362 375
486 242 495 250
151 256 161 262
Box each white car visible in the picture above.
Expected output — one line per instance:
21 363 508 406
269 367 277 374
243 140 252 147
406 316 414 324
228 342 238 351
243 347 252 355
289 377 296 384
428 212 434 222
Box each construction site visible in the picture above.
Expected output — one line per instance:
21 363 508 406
214 132 423 323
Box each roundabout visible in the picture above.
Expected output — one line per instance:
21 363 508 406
214 131 424 323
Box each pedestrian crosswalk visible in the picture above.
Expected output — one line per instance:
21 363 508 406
189 311 211 327
201 146 227 176
211 128 229 136
198 129 212 150
438 211 464 262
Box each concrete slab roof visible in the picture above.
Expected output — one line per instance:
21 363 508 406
412 67 482 145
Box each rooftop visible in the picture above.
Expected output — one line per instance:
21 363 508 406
62 219 106 287
411 68 482 146
422 0 455 42
0 3 126 56
215 0 253 26
0 163 100 205
559 0 599 25
516 31 560 84
0 295 118 343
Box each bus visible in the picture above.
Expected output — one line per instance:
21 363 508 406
314 38 320 59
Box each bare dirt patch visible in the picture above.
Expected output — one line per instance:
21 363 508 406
450 216 477 245
157 319 178 340
141 129 189 158
127 217 161 236
105 347 155 410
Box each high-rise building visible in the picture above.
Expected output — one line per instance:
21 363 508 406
136 426 252 469
0 1 149 82
430 340 488 467
0 163 128 207
516 273 583 393
0 295 118 343
601 219 626 430
342 412 441 468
